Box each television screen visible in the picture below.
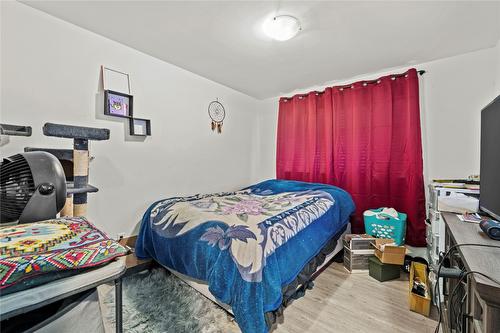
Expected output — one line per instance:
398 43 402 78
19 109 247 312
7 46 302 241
480 95 500 220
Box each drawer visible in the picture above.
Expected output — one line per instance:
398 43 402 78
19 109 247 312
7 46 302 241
426 233 439 263
431 235 440 258
428 186 438 209
429 209 441 222
428 210 442 235
343 246 373 273
426 221 433 243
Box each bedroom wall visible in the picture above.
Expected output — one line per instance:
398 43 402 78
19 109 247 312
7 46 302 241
0 1 261 237
253 46 499 183
496 40 500 92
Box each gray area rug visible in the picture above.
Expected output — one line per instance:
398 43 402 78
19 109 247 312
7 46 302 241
102 268 239 333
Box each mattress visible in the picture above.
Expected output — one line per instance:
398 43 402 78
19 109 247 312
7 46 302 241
170 224 350 316
0 257 126 320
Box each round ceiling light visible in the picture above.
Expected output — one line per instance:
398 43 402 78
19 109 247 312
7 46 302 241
263 15 301 41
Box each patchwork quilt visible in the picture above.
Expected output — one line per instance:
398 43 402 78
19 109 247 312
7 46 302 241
0 217 127 293
136 179 355 333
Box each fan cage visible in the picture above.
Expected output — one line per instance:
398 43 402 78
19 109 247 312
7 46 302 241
1 154 36 223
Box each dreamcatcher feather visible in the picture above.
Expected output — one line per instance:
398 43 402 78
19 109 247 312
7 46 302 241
208 99 225 134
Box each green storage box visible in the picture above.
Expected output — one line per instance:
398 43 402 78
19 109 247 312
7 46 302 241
368 256 400 282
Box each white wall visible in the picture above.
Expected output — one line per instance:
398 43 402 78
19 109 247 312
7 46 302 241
421 47 498 180
496 40 500 92
253 46 500 183
0 1 261 237
253 99 278 181
2 1 499 238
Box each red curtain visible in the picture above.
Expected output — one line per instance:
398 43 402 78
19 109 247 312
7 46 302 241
276 68 426 246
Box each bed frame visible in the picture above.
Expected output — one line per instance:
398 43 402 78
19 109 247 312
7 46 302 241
167 224 350 315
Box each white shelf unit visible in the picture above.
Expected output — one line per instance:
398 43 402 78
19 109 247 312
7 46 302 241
426 184 480 305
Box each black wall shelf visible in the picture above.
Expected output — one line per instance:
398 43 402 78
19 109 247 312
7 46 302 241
104 90 134 118
129 117 151 136
103 89 151 137
0 124 32 137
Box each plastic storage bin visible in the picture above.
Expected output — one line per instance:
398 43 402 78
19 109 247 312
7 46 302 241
363 208 407 245
368 256 400 282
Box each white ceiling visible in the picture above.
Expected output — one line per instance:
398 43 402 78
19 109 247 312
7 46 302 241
22 1 500 99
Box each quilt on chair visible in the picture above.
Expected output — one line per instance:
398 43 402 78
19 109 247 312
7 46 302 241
0 217 127 293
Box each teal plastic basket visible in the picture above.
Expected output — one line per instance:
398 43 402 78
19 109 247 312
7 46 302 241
363 208 407 245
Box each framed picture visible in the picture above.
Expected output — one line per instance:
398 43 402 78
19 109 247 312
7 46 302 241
104 90 133 118
102 66 131 94
129 118 151 136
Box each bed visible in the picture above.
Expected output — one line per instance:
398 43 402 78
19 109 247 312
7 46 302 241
135 179 355 333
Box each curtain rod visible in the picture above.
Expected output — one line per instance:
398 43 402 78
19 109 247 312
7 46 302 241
282 69 426 100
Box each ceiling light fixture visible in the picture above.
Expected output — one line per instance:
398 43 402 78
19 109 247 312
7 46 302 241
263 15 301 41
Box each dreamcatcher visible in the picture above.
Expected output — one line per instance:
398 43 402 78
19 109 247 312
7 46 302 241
208 99 225 134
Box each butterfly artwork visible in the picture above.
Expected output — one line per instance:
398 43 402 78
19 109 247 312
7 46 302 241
104 90 132 118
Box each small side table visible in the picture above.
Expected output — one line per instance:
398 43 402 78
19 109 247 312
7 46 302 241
0 258 126 333
118 236 156 277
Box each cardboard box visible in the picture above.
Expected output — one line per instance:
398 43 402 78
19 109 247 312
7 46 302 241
409 262 431 317
372 239 406 265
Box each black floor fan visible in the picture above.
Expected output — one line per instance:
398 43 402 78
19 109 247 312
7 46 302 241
0 151 67 224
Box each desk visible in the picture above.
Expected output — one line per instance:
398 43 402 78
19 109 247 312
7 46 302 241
441 213 500 333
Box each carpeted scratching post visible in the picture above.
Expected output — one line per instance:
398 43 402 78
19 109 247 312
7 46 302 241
42 123 110 217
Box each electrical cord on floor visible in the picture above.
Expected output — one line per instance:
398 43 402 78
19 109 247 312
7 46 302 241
433 243 500 333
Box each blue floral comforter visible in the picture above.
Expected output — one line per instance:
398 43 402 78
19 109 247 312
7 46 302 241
136 179 355 333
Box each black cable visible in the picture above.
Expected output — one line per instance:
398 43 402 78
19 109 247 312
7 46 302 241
458 291 467 330
435 244 497 332
449 271 468 330
448 270 500 330
433 274 441 333
434 244 500 332
433 243 500 333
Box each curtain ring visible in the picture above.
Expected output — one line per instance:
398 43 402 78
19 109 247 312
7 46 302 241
339 88 343 91
391 77 396 80
362 82 367 87
377 80 381 84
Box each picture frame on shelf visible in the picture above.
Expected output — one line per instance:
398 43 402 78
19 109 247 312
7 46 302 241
104 90 133 118
102 66 131 94
129 118 151 136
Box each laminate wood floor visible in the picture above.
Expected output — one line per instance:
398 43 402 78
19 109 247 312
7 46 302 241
100 261 438 333
272 262 438 333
